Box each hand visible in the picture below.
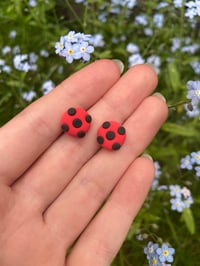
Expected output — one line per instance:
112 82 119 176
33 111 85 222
0 60 168 266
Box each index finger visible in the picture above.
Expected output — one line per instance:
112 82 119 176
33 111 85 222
0 59 121 185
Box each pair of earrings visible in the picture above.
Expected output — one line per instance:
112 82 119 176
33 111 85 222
61 107 126 151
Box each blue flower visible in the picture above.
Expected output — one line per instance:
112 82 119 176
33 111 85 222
60 43 76 63
40 49 49 57
9 30 17 39
195 166 200 177
147 55 161 74
154 167 161 181
126 43 139 53
186 80 200 108
153 13 164 28
42 80 55 95
64 30 78 43
157 2 169 9
149 255 163 266
181 43 199 54
13 53 37 72
22 91 36 102
151 161 162 190
169 184 193 213
128 53 145 67
173 0 183 8
191 61 200 74
185 0 200 18
2 46 11 55
191 151 200 165
29 0 37 7
144 28 153 36
55 36 65 55
156 243 175 263
135 14 148 25
55 31 94 63
171 37 181 52
90 33 105 47
184 196 194 208
124 0 137 9
144 241 159 260
170 197 185 212
169 185 182 198
144 241 175 266
74 42 94 62
184 104 200 118
180 155 193 170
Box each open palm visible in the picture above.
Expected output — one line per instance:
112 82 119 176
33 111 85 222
0 60 167 266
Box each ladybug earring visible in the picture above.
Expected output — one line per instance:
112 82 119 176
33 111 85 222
61 107 92 138
97 121 126 151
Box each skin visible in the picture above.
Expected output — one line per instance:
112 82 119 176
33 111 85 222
0 60 168 266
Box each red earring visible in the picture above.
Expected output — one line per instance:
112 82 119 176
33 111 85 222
61 107 92 138
97 121 126 150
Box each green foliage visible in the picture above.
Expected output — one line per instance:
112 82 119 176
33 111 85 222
0 1 200 265
181 208 196 235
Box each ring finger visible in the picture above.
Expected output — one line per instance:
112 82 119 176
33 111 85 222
44 94 168 247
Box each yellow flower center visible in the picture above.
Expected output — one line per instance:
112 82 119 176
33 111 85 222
59 43 63 49
195 155 200 160
194 90 200 96
163 250 169 257
68 34 73 39
151 258 157 265
80 47 86 52
68 49 74 55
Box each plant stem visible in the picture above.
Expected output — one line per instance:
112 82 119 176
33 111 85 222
168 99 191 109
165 213 180 245
65 0 83 29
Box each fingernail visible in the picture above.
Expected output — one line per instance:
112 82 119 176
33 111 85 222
112 59 124 74
142 153 153 161
152 92 166 103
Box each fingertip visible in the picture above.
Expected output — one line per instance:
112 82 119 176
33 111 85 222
152 92 169 120
137 155 155 181
125 64 158 94
91 59 123 77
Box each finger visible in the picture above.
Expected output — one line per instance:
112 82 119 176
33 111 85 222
13 65 158 211
44 95 168 247
0 59 121 185
66 156 154 266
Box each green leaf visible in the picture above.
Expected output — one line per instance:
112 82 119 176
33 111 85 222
0 92 12 106
167 62 181 91
162 122 199 137
181 208 195 235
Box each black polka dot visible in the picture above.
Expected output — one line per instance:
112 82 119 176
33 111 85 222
68 107 76 116
97 136 104 144
73 118 82 128
118 126 126 135
102 121 110 129
61 124 69 132
112 143 121 150
77 131 85 138
85 114 92 123
106 131 115 140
